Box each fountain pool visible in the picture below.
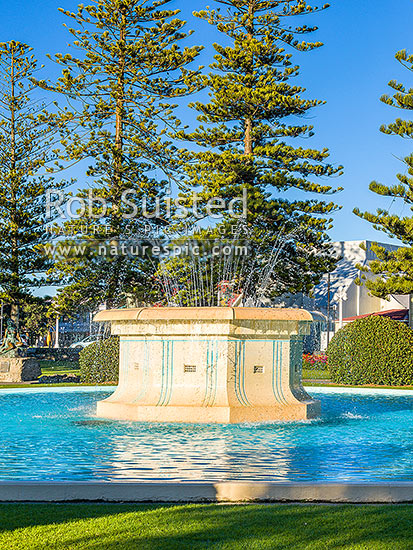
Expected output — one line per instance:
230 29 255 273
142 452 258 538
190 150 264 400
0 386 412 483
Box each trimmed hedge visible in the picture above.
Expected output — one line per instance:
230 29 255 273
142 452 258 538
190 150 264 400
327 315 413 386
79 336 119 384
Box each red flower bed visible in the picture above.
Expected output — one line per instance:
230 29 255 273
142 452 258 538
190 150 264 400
303 353 328 371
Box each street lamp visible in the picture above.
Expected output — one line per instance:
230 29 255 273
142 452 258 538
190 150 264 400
336 286 348 329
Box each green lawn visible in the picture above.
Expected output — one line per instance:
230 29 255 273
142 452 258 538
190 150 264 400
0 504 411 550
1 361 412 391
302 368 331 380
39 360 79 377
301 370 413 390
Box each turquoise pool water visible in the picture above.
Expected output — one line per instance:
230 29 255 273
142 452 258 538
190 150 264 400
0 387 411 482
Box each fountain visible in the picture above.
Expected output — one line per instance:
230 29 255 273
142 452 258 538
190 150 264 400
95 306 320 423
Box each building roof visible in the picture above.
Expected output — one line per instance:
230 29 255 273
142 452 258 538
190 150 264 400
343 309 409 322
313 240 401 309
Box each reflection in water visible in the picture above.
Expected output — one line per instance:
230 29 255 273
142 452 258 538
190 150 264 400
0 389 411 482
101 426 295 481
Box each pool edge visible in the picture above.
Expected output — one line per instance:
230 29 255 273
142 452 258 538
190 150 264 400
0 482 412 503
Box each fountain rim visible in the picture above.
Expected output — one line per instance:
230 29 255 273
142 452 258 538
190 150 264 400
94 307 313 323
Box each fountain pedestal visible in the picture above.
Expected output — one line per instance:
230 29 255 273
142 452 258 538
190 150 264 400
95 307 320 423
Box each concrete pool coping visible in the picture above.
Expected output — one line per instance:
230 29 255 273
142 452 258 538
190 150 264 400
0 385 411 395
0 482 412 503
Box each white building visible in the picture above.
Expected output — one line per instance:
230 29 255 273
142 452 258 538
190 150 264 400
312 240 408 323
273 240 408 350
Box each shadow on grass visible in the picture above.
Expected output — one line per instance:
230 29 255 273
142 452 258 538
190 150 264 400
0 503 412 549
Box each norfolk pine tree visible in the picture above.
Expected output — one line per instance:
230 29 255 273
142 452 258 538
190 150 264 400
354 49 413 327
39 0 202 312
176 0 343 298
0 41 69 327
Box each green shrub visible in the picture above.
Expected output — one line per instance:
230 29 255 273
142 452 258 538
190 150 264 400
79 336 119 384
327 315 413 386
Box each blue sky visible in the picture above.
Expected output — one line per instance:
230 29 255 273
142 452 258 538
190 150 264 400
1 0 413 244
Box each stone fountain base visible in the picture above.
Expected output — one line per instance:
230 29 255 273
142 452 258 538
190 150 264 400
95 307 320 423
97 403 320 424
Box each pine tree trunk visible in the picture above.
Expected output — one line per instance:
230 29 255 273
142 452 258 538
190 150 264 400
244 118 253 155
10 45 20 329
113 7 126 227
244 2 255 156
108 9 127 306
